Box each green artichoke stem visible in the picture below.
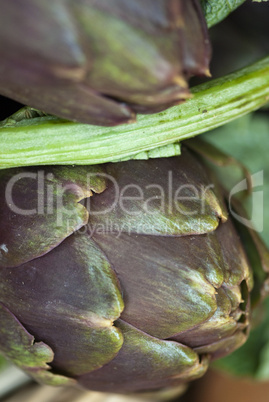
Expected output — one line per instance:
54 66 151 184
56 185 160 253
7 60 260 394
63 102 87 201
0 56 269 169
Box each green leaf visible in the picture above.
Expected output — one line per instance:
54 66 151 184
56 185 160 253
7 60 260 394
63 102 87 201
0 56 269 169
201 0 246 28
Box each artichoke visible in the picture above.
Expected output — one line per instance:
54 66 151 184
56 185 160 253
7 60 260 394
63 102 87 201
0 0 211 126
0 145 257 393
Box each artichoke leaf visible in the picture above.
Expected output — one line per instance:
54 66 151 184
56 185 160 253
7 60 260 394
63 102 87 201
169 218 252 347
0 0 85 70
170 288 245 348
0 0 210 125
0 303 75 386
0 0 135 126
215 217 253 289
0 165 106 268
88 148 228 237
194 330 248 360
0 234 124 376
92 211 251 340
93 231 224 339
78 320 209 393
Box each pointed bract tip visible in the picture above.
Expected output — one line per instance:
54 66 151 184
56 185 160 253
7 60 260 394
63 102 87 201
173 75 188 88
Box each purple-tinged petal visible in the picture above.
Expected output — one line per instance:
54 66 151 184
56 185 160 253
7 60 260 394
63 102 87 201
181 0 211 77
78 320 209 393
93 231 225 339
194 331 248 360
169 288 245 348
0 165 105 268
215 217 253 289
0 303 75 386
0 233 124 375
88 148 228 237
0 0 210 125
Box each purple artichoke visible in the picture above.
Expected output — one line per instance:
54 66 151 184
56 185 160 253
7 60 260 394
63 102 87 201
0 0 211 126
0 146 256 393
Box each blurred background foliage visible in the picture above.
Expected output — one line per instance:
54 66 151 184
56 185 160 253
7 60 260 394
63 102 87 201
0 355 7 369
199 0 269 383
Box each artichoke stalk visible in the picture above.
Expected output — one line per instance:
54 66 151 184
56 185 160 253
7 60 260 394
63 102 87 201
0 144 263 394
0 0 210 126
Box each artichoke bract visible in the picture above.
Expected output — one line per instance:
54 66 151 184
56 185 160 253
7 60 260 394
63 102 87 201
0 146 255 393
0 0 211 126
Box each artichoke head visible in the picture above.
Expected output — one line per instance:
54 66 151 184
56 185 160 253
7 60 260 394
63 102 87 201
0 0 211 126
0 146 256 393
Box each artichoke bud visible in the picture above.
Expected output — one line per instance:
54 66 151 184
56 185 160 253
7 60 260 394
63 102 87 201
0 0 211 126
0 145 263 393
